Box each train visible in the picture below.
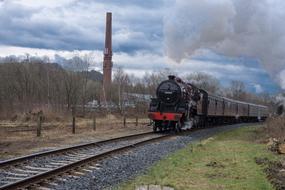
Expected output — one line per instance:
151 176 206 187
148 75 268 132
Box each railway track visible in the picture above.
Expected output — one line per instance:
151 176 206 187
0 132 171 190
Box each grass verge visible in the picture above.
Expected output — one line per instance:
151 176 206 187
118 126 279 190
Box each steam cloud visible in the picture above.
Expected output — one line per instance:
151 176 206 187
164 0 285 90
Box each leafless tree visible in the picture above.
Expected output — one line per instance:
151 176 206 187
229 80 246 100
112 67 130 113
0 57 278 119
80 54 92 114
186 72 221 94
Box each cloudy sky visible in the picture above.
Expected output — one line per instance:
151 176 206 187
0 0 284 93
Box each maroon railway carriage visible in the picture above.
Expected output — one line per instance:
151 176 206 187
148 75 268 132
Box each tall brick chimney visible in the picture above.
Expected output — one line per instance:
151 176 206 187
103 12 112 92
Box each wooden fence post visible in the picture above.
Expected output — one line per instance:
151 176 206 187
37 111 43 137
72 106 76 134
135 116 138 126
72 117 75 134
93 115 96 131
123 115 126 127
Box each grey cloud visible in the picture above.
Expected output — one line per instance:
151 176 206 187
0 0 164 53
83 0 165 9
0 0 281 92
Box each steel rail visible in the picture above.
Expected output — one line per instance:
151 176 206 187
0 134 170 190
0 131 154 168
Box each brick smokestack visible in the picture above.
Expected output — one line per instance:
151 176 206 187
103 12 112 92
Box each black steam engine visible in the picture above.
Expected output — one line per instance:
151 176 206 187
148 75 268 132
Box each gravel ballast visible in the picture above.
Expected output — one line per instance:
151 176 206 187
54 123 253 190
0 133 161 186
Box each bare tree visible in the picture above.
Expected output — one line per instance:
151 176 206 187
63 71 82 110
80 54 92 114
186 72 221 94
112 67 130 113
142 72 162 96
229 80 246 100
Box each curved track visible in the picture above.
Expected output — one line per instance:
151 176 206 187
0 132 171 190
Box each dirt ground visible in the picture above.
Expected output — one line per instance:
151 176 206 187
0 116 151 160
255 157 285 190
266 159 285 190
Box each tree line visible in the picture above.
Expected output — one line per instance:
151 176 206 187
0 59 276 119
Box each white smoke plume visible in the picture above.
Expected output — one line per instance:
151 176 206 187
164 0 285 89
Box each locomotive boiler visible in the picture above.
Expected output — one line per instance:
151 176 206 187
148 75 268 132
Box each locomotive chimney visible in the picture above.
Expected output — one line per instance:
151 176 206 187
103 12 113 93
168 75 175 80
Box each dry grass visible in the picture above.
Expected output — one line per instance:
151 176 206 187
0 115 151 160
0 114 150 129
4 108 69 124
264 116 285 141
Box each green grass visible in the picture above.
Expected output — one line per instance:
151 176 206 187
117 126 277 190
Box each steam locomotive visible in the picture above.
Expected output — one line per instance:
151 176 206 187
148 75 268 132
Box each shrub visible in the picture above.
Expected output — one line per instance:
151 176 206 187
265 116 285 141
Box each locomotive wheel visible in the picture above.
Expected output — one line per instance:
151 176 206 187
153 124 158 133
153 122 163 133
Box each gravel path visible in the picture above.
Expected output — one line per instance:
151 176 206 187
53 123 252 190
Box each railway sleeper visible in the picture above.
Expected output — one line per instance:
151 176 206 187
3 172 29 177
24 166 51 171
13 168 40 174
39 181 59 187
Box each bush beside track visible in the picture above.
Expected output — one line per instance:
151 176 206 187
119 125 280 190
264 116 285 142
